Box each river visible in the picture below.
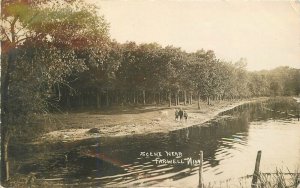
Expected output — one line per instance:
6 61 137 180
15 98 300 187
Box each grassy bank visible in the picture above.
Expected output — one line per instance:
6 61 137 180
6 169 299 188
205 170 300 188
33 98 267 143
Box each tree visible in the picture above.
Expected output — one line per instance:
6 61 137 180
115 42 141 104
233 58 250 99
1 0 109 182
248 72 270 97
190 49 219 107
162 46 188 106
65 40 121 108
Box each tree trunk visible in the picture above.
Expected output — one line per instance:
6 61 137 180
85 92 89 106
190 92 193 105
177 91 180 106
1 130 10 182
96 91 100 109
168 91 171 107
158 92 161 104
153 92 156 104
106 90 109 106
184 90 187 105
198 92 201 109
79 95 82 107
1 21 19 182
66 94 70 109
207 96 211 105
127 91 131 104
133 91 136 104
175 92 178 106
82 95 85 107
143 90 146 105
116 91 119 104
122 91 125 105
58 84 61 101
1 47 16 182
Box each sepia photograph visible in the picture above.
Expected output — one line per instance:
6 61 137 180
1 0 300 187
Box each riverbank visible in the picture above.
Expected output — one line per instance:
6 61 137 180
9 97 300 188
37 98 265 143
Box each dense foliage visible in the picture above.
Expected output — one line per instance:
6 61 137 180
1 0 110 181
57 42 300 109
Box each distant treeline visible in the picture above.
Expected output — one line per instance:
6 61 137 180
56 42 300 109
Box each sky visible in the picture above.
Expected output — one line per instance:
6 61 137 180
86 0 300 71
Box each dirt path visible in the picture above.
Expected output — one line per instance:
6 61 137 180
38 99 263 143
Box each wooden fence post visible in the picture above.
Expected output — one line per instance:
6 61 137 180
251 150 262 188
298 103 300 121
199 151 203 188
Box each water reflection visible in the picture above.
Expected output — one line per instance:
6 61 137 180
16 98 300 187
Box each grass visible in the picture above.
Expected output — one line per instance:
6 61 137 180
204 169 300 188
5 169 300 187
257 170 300 188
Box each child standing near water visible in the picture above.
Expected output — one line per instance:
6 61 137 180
183 110 188 121
178 109 183 120
175 109 179 121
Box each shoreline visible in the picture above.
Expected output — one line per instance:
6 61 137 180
38 98 265 143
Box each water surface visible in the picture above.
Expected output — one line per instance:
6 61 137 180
16 98 300 187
